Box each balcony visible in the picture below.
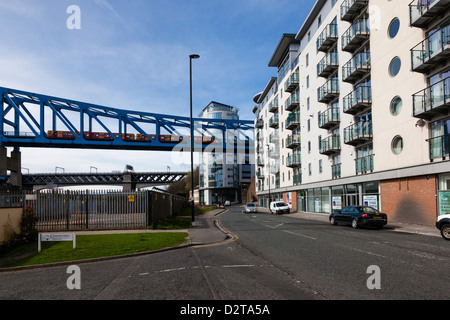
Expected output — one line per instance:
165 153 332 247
317 51 339 78
285 111 301 130
286 153 302 168
343 85 372 115
319 135 341 155
318 107 340 130
257 170 265 179
255 118 264 128
332 164 341 179
344 121 373 146
317 22 338 52
341 0 369 22
355 154 374 174
318 78 339 103
268 147 280 159
409 0 450 28
411 25 450 74
342 52 371 84
270 163 280 175
286 133 301 149
268 98 279 113
257 157 264 167
342 18 370 53
293 173 302 185
285 91 300 111
428 134 450 161
284 71 299 93
413 77 450 120
269 131 279 144
269 114 279 128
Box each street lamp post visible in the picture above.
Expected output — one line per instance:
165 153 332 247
190 54 200 223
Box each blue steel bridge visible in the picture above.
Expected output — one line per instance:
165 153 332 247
0 87 254 152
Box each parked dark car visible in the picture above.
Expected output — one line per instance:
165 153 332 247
436 214 450 240
330 206 387 229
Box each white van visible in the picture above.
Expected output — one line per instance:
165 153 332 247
269 201 290 215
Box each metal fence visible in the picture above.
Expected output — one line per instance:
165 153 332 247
0 189 188 231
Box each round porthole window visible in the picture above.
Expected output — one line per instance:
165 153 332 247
392 136 404 155
390 96 402 116
389 57 401 77
388 18 400 39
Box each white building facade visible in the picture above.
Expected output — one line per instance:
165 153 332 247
254 0 450 226
199 101 254 205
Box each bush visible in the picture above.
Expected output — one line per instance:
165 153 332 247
21 205 39 242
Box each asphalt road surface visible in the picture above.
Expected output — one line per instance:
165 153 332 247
0 205 449 303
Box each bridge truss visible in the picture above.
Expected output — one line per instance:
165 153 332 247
0 87 254 152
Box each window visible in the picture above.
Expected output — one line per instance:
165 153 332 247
388 18 400 39
318 15 322 27
307 119 311 131
307 75 310 88
306 54 309 67
390 96 402 115
389 57 401 77
308 163 312 176
319 159 323 173
308 141 311 153
307 97 310 110
392 136 404 154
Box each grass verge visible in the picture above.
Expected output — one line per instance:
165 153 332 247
0 232 188 268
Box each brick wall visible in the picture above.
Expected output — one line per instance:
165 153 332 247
380 175 437 226
283 191 297 212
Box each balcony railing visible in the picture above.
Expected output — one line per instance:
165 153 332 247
269 114 279 128
317 23 338 52
413 77 450 120
284 71 299 93
343 85 371 115
286 133 301 149
411 25 450 74
342 17 370 53
268 97 279 113
269 131 279 144
344 121 373 146
318 107 340 130
268 147 280 159
342 52 371 84
293 173 302 185
318 78 339 103
285 91 300 111
256 118 264 128
270 163 280 175
355 154 374 174
285 111 301 130
409 0 450 28
341 0 369 22
427 134 450 160
319 135 341 155
257 157 264 166
286 153 302 168
317 51 339 78
332 164 341 179
257 170 265 179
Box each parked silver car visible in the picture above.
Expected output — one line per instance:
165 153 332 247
244 203 257 213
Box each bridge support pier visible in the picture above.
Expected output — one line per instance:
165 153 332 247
0 146 22 188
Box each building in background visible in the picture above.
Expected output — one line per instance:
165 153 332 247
199 101 254 205
253 0 450 226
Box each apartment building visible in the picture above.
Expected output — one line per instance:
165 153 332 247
253 0 450 226
199 101 254 205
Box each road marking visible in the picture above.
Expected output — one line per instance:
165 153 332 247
350 247 386 258
283 230 316 240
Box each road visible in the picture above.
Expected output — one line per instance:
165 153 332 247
0 205 449 304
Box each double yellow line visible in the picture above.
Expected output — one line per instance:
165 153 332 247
193 219 239 248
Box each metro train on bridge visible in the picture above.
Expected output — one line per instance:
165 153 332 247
46 130 216 144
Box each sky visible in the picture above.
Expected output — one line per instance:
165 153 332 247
0 0 315 174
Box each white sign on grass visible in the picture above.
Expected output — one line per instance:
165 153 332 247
38 233 76 252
